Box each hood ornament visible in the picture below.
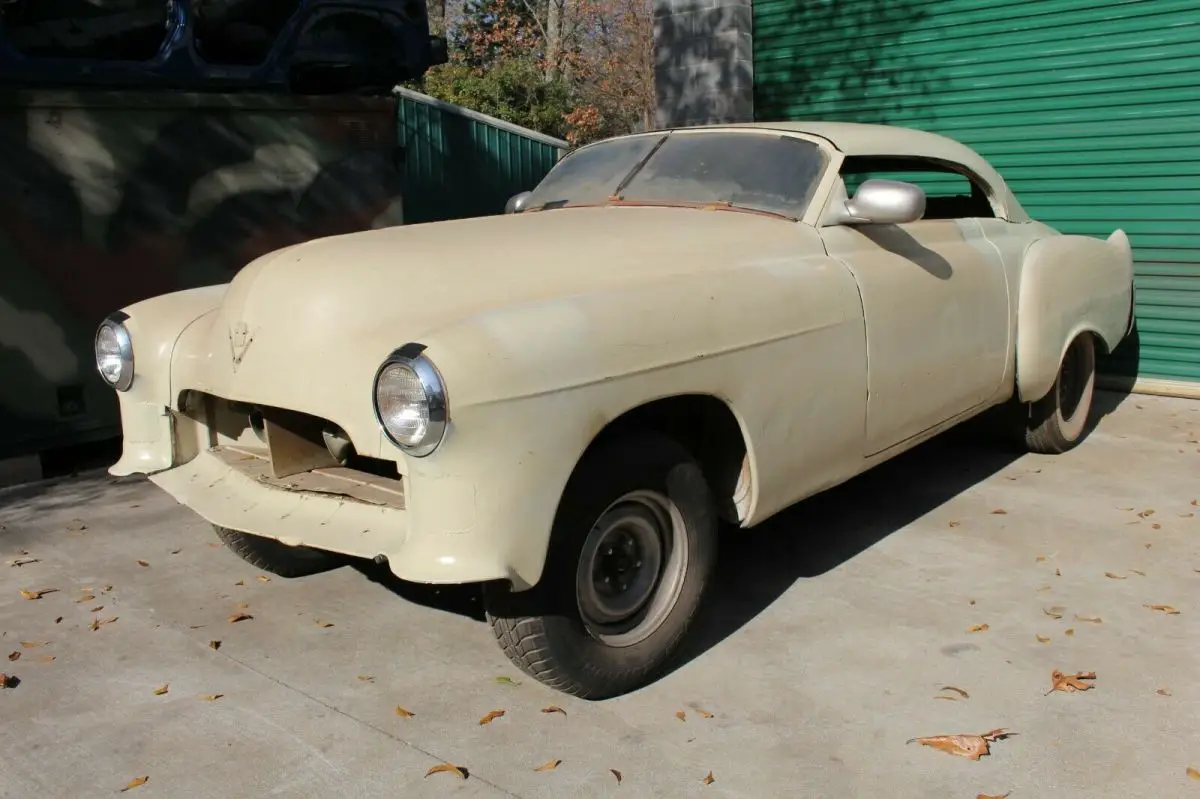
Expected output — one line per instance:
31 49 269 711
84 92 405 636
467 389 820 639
229 322 254 370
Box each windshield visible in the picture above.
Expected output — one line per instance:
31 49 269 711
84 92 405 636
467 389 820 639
523 130 827 219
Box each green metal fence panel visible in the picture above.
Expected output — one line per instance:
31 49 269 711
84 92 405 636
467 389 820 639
0 89 405 459
753 0 1200 384
393 86 568 224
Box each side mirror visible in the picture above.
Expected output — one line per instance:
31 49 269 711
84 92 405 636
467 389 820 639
505 191 533 214
837 179 925 225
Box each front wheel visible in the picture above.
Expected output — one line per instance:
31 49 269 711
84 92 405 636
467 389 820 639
1015 332 1097 454
484 432 719 699
213 525 346 578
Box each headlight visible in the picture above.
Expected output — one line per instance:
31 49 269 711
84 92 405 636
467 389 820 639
372 343 448 457
95 312 134 391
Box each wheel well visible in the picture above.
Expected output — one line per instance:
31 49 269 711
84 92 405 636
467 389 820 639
585 395 751 524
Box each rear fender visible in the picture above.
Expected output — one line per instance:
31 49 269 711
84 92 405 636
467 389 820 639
1015 230 1134 403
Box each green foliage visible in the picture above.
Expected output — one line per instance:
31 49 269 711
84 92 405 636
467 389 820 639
414 57 575 140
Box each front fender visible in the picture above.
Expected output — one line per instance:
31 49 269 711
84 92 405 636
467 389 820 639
1015 230 1134 402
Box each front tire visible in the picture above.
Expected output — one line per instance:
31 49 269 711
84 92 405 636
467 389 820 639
484 432 719 699
1017 332 1097 454
213 525 346 578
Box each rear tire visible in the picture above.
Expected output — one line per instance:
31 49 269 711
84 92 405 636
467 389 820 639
213 525 345 578
1017 332 1097 454
483 432 719 700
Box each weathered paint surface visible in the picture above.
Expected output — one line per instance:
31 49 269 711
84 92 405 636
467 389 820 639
0 89 405 459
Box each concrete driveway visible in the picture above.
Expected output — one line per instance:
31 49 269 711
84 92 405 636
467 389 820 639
2 391 1197 798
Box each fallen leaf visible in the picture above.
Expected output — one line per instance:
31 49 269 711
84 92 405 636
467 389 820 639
136 560 149 568
1139 509 1156 518
199 694 224 701
533 759 561 772
119 776 148 792
228 612 253 623
1156 688 1171 696
1065 628 1075 636
936 686 970 700
1145 604 1180 615
702 770 715 785
1037 584 1052 592
494 675 521 686
54 617 62 624
1036 555 1047 562
0 673 15 688
20 588 58 600
479 710 505 725
991 509 1008 515
1130 569 1146 576
1104 572 1126 580
541 705 567 717
948 520 962 528
1192 500 1198 507
425 763 466 780
1055 568 1062 577
611 769 623 784
977 794 1011 799
676 710 687 721
74 594 95 603
1043 606 1065 619
6 557 39 567
207 542 223 548
170 549 182 555
1181 513 1195 519
234 580 244 586
315 620 334 628
1152 523 1162 530
20 641 48 649
394 705 415 718
89 606 104 613
357 675 375 683
89 616 118 631
154 684 169 695
1036 634 1050 643
37 655 55 663
1119 506 1135 511
208 640 221 650
907 728 1014 761
1074 614 1102 624
697 708 714 718
1046 669 1097 695
968 624 989 633
1187 766 1199 780
256 575 271 583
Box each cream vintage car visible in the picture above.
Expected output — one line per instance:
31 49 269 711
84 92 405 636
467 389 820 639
96 121 1135 699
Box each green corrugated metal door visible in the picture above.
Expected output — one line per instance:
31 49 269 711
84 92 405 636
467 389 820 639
394 88 567 224
754 0 1200 386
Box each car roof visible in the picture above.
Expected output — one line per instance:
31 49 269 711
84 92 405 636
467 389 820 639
672 120 1030 222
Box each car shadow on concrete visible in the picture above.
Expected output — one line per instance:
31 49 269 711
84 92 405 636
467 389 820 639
341 389 1132 687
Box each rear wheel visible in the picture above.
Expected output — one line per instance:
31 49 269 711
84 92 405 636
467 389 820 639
213 525 345 578
1016 332 1097 454
484 432 719 699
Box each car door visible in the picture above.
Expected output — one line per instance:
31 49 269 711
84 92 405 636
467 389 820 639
820 158 1010 456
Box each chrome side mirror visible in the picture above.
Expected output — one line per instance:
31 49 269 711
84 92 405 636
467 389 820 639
505 191 533 214
836 179 925 225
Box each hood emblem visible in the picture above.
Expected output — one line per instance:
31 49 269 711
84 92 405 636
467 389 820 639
229 322 254 369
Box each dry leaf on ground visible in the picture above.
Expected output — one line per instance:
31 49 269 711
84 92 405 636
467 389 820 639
907 729 1014 761
199 694 224 701
7 557 39 567
119 776 148 792
1130 569 1146 576
234 580 244 586
1065 628 1075 636
1145 604 1180 615
208 640 221 650
425 763 466 779
74 594 95 603
1156 688 1171 696
937 686 970 700
977 793 1011 799
1187 766 1199 780
1036 634 1050 643
948 520 962 528
1104 572 1126 580
228 612 253 623
611 769 623 784
1043 606 1065 619
494 675 520 686
20 588 58 600
6 651 18 662
533 759 561 772
154 684 169 695
479 710 505 725
968 623 989 633
20 641 47 649
314 620 334 628
89 606 104 613
357 675 375 683
697 708 714 718
170 549 182 555
136 560 150 568
1139 509 1156 518
991 509 1008 515
676 710 687 721
1075 614 1102 624
89 616 118 631
395 705 415 718
54 617 62 624
37 655 55 663
541 705 567 716
256 575 271 583
1046 669 1096 695
0 673 15 688
702 770 716 785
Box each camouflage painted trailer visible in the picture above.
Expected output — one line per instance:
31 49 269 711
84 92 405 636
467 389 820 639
0 88 407 461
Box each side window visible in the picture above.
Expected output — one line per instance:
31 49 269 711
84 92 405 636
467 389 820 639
841 156 996 220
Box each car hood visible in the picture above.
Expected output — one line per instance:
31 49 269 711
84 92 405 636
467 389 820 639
170 205 825 449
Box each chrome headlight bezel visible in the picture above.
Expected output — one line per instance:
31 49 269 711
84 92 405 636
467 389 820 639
95 311 135 392
372 343 449 457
